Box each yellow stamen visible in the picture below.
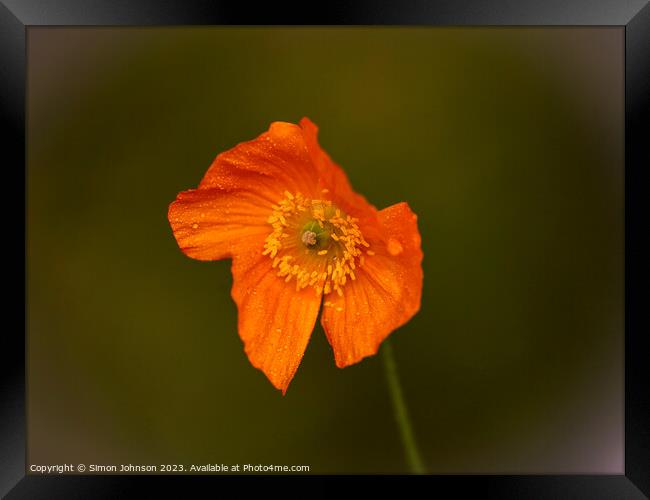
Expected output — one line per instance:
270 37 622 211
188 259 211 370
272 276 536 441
263 191 368 296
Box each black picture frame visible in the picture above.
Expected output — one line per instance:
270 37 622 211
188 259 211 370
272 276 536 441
3 1 649 497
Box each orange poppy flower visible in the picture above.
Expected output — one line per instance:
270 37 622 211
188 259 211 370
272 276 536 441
168 118 423 393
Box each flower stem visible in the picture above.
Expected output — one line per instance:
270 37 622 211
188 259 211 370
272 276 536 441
381 339 426 474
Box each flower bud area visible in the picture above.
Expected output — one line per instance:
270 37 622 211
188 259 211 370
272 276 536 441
263 191 371 295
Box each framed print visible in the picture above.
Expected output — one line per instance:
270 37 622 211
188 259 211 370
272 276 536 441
2 1 649 497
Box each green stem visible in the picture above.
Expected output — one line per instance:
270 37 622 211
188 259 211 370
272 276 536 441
381 339 426 474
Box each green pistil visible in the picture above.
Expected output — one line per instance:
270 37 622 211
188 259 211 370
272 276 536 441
301 220 331 249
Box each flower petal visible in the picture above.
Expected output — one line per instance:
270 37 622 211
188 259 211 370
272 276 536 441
231 247 323 393
168 188 270 261
321 202 423 367
199 121 319 200
299 117 378 223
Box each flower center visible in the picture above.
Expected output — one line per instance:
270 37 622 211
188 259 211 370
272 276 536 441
262 191 370 295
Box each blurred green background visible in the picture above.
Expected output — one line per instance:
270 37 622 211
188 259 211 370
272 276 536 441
27 27 623 473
